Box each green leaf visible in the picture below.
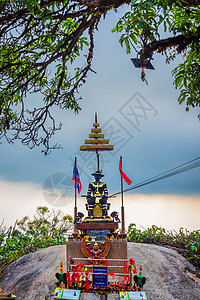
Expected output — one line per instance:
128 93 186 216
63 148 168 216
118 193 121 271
131 0 137 7
124 37 130 53
147 1 153 7
119 34 125 46
112 26 118 33
129 33 138 44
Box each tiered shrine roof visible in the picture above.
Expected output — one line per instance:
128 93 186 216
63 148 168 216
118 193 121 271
80 119 113 152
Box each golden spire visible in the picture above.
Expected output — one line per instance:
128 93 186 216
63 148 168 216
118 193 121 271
80 113 113 152
80 113 113 170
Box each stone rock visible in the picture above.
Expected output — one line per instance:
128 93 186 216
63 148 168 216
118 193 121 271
1 245 66 300
127 243 200 300
1 243 200 300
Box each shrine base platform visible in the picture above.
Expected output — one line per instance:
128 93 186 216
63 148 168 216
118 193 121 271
75 221 118 232
66 240 127 281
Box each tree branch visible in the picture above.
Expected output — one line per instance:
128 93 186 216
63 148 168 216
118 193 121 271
74 0 131 8
0 0 68 25
142 26 200 57
75 0 200 8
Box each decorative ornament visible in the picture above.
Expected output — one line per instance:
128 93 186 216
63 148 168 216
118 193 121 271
80 236 111 265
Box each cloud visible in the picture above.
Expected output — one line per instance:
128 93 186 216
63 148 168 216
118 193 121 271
0 180 199 232
115 193 200 232
0 180 45 226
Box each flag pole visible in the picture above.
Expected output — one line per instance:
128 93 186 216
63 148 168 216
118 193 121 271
120 156 125 233
95 113 100 171
74 156 77 231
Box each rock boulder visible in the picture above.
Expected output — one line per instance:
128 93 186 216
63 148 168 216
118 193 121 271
1 243 200 300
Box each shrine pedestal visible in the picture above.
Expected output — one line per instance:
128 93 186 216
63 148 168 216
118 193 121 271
75 222 118 231
66 240 127 279
75 221 119 241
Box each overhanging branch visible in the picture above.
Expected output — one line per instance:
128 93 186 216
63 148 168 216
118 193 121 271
0 0 65 25
142 26 200 58
75 0 131 8
75 0 200 8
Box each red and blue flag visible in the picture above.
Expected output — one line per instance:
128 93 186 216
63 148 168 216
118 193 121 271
72 165 82 194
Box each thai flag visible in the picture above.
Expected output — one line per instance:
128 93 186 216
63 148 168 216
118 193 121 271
72 165 82 194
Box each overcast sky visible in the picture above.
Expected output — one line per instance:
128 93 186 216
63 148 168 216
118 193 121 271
0 5 200 231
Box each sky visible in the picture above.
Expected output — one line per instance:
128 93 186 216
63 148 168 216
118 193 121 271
0 5 200 232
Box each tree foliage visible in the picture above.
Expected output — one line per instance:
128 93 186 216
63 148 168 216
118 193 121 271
0 0 199 153
128 223 200 270
16 206 73 237
0 206 73 282
113 0 200 108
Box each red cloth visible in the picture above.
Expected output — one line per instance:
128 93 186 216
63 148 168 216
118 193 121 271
84 278 90 291
67 271 71 284
106 272 115 279
72 263 85 283
71 272 80 282
129 259 137 274
84 270 90 291
119 160 132 185
123 261 129 281
103 260 109 266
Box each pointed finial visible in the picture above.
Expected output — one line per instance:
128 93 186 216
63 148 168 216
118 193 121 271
80 113 113 152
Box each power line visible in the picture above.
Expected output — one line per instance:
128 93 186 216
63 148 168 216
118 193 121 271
110 156 200 197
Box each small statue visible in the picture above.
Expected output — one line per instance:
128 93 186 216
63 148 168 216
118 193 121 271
113 229 118 240
111 211 120 223
55 262 67 288
86 170 108 218
75 212 84 224
134 265 146 291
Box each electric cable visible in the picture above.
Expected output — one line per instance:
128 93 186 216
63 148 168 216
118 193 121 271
110 156 200 197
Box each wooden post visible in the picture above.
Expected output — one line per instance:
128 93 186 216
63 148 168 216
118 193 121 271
96 151 100 170
74 157 77 231
120 156 125 233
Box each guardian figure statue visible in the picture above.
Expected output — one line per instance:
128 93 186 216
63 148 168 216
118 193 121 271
87 170 108 219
